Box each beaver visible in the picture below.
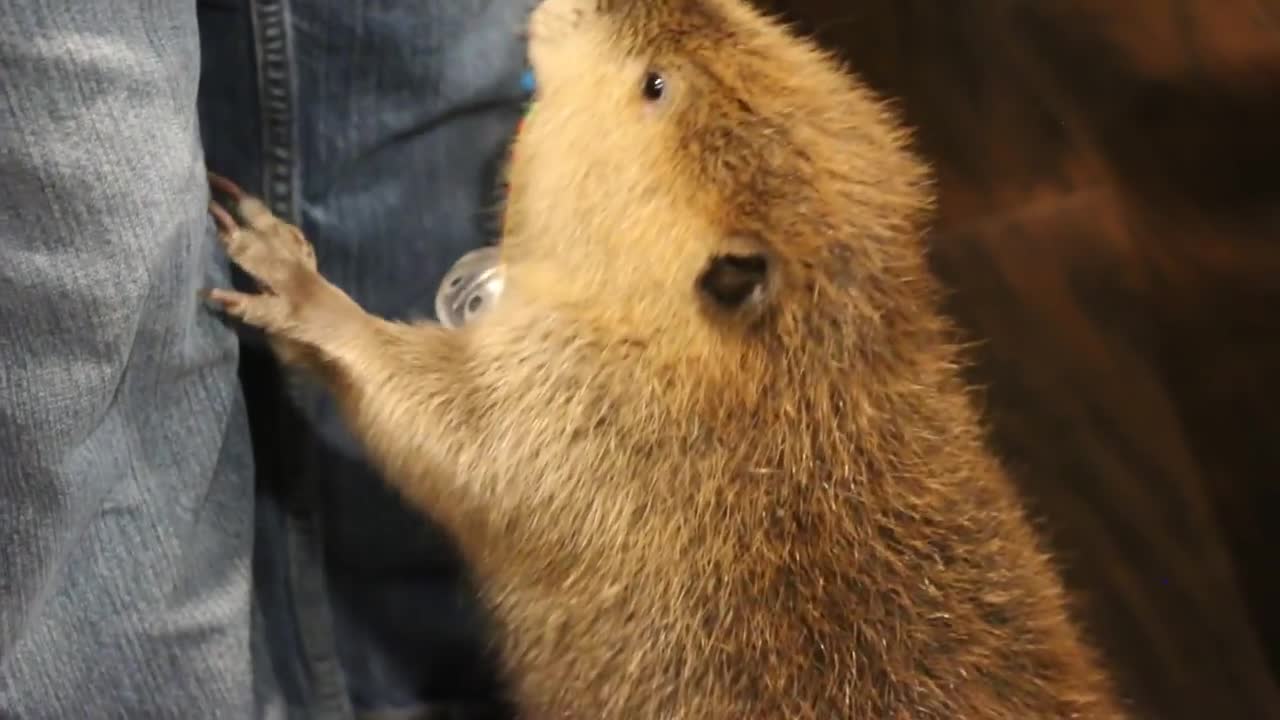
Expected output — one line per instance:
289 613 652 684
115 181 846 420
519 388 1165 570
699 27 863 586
205 0 1127 716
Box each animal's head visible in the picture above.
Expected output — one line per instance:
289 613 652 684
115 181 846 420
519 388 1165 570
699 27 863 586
504 0 934 358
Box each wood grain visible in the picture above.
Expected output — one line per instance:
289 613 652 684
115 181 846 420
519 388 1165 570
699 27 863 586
757 1 1280 717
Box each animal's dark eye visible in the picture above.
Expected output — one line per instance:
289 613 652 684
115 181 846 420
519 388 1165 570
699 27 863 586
642 71 665 101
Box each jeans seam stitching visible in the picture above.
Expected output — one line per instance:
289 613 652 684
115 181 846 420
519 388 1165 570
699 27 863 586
250 0 351 717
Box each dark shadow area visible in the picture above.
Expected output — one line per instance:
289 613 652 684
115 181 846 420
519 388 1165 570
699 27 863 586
758 1 1280 717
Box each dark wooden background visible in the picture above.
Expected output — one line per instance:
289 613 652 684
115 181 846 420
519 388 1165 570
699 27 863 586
755 1 1280 717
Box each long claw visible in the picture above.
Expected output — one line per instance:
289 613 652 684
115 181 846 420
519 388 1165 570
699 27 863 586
208 201 239 234
207 171 246 200
204 288 292 332
204 287 252 308
207 171 276 229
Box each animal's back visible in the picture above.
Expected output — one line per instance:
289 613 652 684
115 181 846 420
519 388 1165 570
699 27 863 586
476 0 1131 716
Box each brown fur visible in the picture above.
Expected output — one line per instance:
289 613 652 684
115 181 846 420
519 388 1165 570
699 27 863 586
206 0 1127 716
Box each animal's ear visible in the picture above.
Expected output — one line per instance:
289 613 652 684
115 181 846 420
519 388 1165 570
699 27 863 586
696 233 773 313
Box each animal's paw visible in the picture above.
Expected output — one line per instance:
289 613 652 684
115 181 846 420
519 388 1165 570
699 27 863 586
205 172 339 359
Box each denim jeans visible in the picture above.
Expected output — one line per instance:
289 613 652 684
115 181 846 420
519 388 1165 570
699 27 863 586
1 0 530 717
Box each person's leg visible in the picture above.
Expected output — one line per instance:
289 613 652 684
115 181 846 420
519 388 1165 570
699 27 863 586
218 0 534 716
0 1 265 715
196 5 353 718
193 0 533 715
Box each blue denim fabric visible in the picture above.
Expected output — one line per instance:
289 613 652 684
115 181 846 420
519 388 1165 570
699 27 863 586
200 0 532 717
2 0 529 717
0 1 259 717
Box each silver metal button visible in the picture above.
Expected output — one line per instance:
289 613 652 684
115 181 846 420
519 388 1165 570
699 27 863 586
435 246 505 329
